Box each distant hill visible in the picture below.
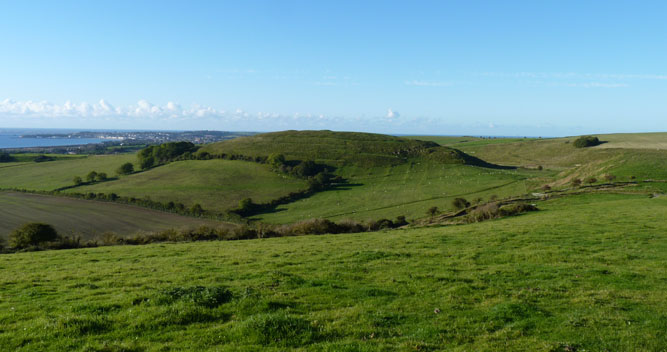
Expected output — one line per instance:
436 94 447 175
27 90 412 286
200 130 477 167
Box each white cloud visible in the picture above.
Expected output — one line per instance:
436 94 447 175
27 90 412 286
386 109 399 119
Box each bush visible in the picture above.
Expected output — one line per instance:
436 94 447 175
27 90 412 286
452 197 470 210
73 176 83 185
9 223 60 249
585 177 597 185
96 172 108 182
427 206 439 216
117 162 134 175
498 203 538 216
571 178 582 187
573 136 601 148
33 154 54 162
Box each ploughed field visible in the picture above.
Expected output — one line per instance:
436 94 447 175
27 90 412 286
0 193 665 351
0 191 229 240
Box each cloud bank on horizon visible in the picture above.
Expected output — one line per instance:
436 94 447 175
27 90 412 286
0 97 604 137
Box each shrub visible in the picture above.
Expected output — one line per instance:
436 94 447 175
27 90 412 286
467 202 500 222
603 174 616 182
541 184 551 191
9 223 60 249
573 136 601 148
117 162 134 175
427 206 439 216
394 215 408 227
73 176 83 185
33 154 54 162
571 178 582 187
585 177 597 185
498 203 538 216
452 197 470 210
95 172 108 182
367 218 394 231
190 203 204 216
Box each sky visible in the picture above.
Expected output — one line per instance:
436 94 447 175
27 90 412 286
0 0 666 136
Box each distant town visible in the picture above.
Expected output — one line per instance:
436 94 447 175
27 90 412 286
5 130 256 154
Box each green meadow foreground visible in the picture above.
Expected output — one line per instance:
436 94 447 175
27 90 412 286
0 193 665 351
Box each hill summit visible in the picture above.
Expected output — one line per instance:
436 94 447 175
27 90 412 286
200 130 475 167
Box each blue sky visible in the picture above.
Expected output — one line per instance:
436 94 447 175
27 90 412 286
0 0 666 136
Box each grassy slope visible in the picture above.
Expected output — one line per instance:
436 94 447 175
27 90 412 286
413 133 667 187
200 130 469 167
0 193 665 351
0 192 228 240
258 163 540 224
75 159 307 213
0 154 136 191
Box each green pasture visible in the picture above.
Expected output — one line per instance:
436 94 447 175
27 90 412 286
75 159 308 213
258 163 542 224
0 154 136 191
0 193 665 351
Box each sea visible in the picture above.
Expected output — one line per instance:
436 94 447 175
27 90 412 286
0 128 105 149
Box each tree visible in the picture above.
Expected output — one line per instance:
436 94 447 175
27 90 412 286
96 172 108 182
585 177 597 185
427 206 439 216
86 171 98 183
190 203 204 216
73 176 83 185
452 197 470 210
571 178 582 187
9 223 59 249
0 152 13 162
238 198 255 215
267 153 286 168
573 136 601 148
541 184 551 191
139 155 155 170
117 162 134 175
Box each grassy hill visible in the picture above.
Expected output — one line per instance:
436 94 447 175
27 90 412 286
200 130 473 167
0 191 229 240
411 133 667 190
1 192 665 351
75 159 307 214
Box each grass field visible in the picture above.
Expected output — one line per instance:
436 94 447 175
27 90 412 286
0 193 664 351
593 132 667 150
75 159 308 213
0 192 228 240
258 163 542 224
0 154 136 191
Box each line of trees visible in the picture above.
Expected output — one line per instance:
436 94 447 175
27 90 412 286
137 141 198 169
